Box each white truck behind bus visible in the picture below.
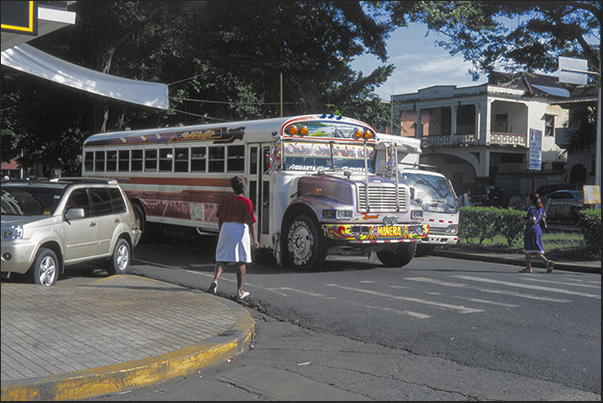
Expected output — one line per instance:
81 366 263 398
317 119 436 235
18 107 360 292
376 134 459 256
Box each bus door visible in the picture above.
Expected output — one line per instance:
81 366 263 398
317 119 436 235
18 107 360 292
247 143 272 246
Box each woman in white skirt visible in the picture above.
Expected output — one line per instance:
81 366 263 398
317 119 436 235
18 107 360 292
208 176 259 299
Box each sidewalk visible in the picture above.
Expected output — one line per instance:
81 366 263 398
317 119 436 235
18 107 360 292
1 251 599 401
1 275 254 401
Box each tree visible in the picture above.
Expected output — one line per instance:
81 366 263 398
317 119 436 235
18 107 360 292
1 1 398 175
378 1 600 79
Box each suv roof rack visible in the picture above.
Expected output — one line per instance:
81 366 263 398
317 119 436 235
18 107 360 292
50 177 118 185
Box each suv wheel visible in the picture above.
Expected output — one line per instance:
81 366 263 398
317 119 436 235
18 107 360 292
105 238 131 275
32 248 59 286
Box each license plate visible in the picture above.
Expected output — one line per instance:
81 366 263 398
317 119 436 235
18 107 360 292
376 226 402 238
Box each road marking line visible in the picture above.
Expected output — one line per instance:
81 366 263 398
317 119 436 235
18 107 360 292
405 277 571 303
453 276 601 299
325 284 484 314
522 277 601 289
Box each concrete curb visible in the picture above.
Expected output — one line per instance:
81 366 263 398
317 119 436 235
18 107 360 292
433 249 601 274
0 297 254 401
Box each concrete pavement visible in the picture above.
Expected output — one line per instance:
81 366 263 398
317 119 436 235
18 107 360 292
1 251 599 401
1 275 254 401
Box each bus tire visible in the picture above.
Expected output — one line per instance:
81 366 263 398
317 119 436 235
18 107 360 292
377 242 417 267
284 214 327 271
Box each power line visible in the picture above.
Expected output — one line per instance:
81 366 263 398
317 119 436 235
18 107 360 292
170 96 298 106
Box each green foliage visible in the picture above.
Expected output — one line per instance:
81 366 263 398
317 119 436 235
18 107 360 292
459 206 524 247
576 208 601 255
380 1 600 79
1 1 397 175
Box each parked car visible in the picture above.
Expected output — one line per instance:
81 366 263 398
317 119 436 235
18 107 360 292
536 183 581 197
456 183 504 207
1 178 141 286
543 190 585 221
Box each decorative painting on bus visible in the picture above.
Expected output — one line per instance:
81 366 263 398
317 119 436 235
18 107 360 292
85 126 245 147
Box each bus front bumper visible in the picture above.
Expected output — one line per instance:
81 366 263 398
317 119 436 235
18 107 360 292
324 224 429 243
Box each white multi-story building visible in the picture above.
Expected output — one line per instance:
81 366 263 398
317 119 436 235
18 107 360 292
391 72 571 203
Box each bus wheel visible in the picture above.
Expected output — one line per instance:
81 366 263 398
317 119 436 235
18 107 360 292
284 215 327 271
377 242 417 267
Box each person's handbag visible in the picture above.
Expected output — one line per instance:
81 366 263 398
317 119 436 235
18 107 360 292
538 212 547 229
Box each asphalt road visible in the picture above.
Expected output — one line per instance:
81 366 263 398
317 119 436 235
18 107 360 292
78 229 600 400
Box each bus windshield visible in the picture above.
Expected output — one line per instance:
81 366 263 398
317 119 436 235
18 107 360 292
283 140 375 172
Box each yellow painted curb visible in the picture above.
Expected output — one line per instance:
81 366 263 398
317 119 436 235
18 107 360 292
1 298 254 401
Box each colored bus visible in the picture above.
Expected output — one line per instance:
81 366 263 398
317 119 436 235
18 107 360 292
376 134 459 256
82 114 428 270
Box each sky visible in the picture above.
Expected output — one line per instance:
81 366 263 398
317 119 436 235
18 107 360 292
350 22 483 100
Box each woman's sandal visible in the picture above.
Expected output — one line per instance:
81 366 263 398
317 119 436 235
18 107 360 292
208 282 218 295
518 268 532 273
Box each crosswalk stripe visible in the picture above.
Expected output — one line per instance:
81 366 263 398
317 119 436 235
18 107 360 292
522 277 601 290
325 284 484 314
454 276 601 299
405 277 571 303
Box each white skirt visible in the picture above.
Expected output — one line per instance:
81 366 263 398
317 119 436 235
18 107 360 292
215 222 252 263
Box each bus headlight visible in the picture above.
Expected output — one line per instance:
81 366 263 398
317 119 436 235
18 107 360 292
1 225 23 241
323 209 353 220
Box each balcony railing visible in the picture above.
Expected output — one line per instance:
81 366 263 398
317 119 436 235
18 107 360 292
421 132 527 148
421 134 475 148
488 132 526 147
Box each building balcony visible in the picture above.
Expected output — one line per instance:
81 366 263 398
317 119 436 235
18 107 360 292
420 132 527 148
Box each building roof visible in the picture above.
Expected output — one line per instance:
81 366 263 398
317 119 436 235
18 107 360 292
488 71 570 98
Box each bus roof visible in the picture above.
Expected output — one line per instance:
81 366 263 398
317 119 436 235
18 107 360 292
83 114 377 148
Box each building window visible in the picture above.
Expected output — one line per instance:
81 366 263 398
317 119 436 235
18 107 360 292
545 114 555 137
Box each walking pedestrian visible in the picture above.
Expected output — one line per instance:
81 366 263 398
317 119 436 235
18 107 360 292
519 192 554 273
208 175 259 299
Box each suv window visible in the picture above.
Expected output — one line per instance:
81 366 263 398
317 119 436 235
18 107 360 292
109 188 126 213
1 187 65 216
90 188 113 216
65 188 91 217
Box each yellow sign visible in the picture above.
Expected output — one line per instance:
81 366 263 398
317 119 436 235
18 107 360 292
583 185 600 204
376 226 402 238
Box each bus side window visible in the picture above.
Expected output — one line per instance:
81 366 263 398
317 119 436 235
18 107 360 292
118 150 130 172
227 145 244 172
145 149 157 172
84 151 94 172
159 148 173 172
95 151 105 172
175 148 189 172
107 150 117 172
208 146 225 173
191 146 206 172
131 149 143 172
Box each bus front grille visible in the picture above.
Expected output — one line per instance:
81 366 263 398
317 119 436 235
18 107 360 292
357 185 407 212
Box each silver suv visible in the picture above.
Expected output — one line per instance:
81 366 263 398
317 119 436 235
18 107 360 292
1 178 141 286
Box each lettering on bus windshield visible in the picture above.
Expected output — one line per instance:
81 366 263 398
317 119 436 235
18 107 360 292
283 141 374 172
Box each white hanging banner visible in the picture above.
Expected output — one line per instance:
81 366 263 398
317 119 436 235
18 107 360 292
1 43 169 109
